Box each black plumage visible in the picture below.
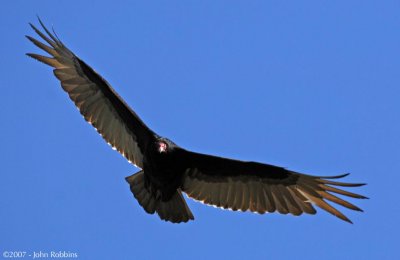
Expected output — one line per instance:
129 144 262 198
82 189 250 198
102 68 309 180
27 19 367 224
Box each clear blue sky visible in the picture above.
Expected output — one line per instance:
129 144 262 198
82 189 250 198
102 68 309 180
1 1 399 259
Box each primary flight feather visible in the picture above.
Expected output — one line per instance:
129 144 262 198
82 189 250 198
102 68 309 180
27 19 367 224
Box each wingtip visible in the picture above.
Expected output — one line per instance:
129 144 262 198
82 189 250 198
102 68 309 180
25 35 34 42
25 53 40 62
329 173 350 179
353 206 364 213
345 219 354 224
339 214 353 224
28 22 36 30
37 15 45 27
314 173 350 180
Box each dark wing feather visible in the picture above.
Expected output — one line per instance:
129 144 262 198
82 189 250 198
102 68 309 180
26 19 156 168
180 150 367 223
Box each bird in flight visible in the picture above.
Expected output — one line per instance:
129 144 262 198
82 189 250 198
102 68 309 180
27 18 367 224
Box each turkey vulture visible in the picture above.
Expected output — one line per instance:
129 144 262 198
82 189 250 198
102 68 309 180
26 19 367 224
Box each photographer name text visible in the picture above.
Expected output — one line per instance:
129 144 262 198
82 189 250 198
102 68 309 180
2 250 78 259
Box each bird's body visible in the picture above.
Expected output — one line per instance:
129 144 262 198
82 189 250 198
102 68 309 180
27 18 367 224
144 138 185 200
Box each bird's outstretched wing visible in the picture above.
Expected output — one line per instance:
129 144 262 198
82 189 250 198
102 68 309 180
180 150 367 223
26 19 156 168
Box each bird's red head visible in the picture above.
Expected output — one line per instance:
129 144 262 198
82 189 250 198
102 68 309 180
157 141 168 153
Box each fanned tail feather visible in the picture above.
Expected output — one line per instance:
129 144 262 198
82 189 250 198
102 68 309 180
126 171 194 223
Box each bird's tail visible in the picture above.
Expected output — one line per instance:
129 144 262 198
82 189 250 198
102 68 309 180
125 171 194 223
